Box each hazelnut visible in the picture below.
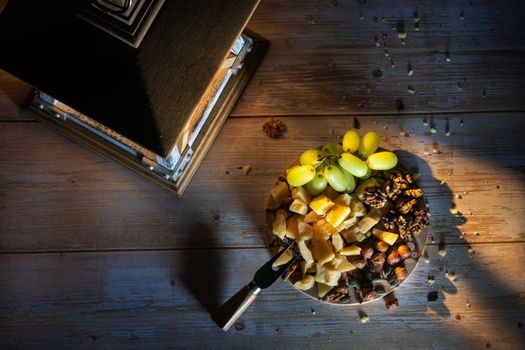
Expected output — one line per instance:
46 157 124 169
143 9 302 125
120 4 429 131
374 240 389 253
397 244 411 259
387 251 402 266
371 252 386 267
384 293 399 310
348 256 367 270
361 288 377 302
395 267 408 281
361 243 374 260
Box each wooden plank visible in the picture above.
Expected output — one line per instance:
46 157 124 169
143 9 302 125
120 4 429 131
0 114 524 252
231 0 525 116
0 244 523 348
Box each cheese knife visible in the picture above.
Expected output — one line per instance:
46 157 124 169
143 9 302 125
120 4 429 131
211 241 300 331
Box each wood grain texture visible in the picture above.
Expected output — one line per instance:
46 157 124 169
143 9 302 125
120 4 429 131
0 244 523 349
231 0 525 116
1 114 524 252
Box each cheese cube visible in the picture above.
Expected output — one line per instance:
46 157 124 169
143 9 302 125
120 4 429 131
322 186 340 200
272 209 287 239
340 225 365 243
292 186 312 204
289 199 308 215
339 245 362 256
357 211 381 233
335 193 352 206
285 216 299 240
309 195 335 215
335 256 357 272
350 195 367 217
372 228 399 246
303 210 324 223
298 241 314 267
294 275 315 290
314 263 341 286
314 219 339 237
272 248 294 267
335 215 359 232
326 204 351 228
317 283 334 298
297 221 314 241
311 232 335 265
271 182 291 205
331 232 345 251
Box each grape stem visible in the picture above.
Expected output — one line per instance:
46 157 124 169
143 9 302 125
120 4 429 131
315 154 341 170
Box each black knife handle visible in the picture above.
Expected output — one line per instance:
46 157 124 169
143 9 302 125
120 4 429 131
211 281 261 331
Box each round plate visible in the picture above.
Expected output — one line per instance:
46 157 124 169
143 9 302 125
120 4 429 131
264 153 429 305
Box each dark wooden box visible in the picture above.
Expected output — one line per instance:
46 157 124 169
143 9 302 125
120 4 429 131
0 0 267 195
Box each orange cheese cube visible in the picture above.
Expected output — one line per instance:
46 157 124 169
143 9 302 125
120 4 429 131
326 204 351 228
309 195 335 215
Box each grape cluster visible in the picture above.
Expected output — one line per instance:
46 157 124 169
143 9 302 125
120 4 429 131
286 130 398 195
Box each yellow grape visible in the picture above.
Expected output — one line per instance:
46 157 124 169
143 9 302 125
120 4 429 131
357 167 372 179
287 165 316 187
300 149 323 166
338 152 369 178
323 165 349 192
321 143 344 156
340 167 356 193
305 172 328 196
366 151 398 170
342 130 360 153
358 131 381 158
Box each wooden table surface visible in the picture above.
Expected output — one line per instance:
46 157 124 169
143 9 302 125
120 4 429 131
1 0 525 349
